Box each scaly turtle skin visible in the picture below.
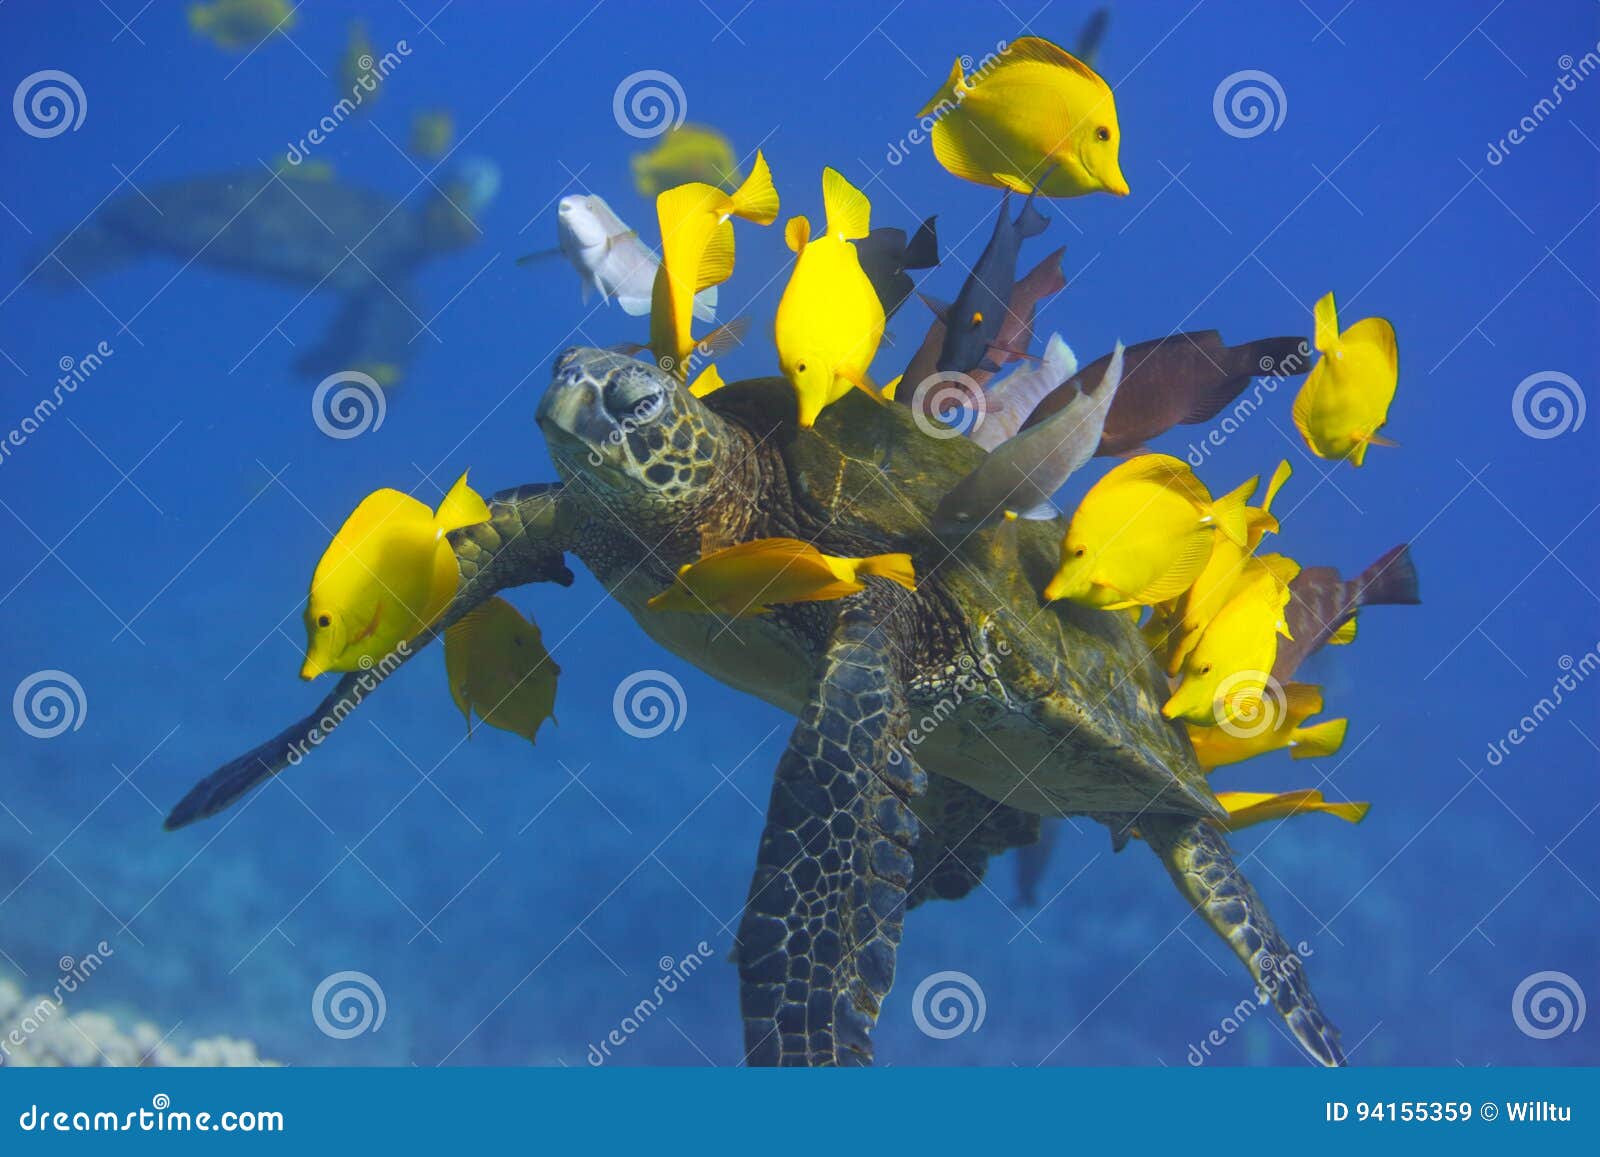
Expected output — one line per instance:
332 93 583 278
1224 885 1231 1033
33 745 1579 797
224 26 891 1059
30 166 493 381
167 348 1346 1067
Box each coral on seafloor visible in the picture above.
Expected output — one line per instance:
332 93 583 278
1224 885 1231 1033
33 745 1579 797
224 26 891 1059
0 978 275 1067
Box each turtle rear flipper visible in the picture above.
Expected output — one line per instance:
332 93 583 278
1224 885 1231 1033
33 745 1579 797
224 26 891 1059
293 281 421 386
1140 813 1346 1067
737 598 923 1066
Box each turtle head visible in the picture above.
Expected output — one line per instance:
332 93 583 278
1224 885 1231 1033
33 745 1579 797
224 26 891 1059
539 347 729 532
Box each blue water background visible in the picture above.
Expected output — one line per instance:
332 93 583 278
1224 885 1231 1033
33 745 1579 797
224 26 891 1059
0 0 1596 1067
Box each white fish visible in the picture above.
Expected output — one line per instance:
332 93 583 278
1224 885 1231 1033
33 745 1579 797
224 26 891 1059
968 332 1078 451
547 194 716 320
934 342 1124 534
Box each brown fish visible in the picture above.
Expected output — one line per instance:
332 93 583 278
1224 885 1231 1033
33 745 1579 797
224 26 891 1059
1272 544 1420 682
1021 331 1309 456
896 247 1066 414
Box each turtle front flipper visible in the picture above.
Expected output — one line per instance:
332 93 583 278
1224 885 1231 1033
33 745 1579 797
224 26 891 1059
1140 813 1346 1066
163 484 575 831
737 599 924 1066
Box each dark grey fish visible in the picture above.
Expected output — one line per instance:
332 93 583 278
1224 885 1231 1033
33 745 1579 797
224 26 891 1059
1273 544 1421 682
1075 8 1111 65
856 216 939 322
933 188 1050 375
933 343 1123 534
1021 331 1309 456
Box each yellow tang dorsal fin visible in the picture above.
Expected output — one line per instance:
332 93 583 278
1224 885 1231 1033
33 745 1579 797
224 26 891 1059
435 471 492 534
1328 617 1358 645
1290 371 1321 455
821 166 871 241
1001 35 1110 90
881 373 903 401
1210 476 1258 545
724 150 779 225
785 215 811 253
1312 291 1340 354
1345 315 1400 378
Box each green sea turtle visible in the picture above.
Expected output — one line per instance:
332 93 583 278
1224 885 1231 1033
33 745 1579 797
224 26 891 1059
30 159 499 383
166 347 1346 1067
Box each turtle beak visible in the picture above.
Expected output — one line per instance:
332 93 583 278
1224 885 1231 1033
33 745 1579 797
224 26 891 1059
538 350 620 452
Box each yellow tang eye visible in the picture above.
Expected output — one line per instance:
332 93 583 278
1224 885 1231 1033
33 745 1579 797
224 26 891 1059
1096 126 1111 142
797 361 807 373
317 614 332 629
1074 547 1086 558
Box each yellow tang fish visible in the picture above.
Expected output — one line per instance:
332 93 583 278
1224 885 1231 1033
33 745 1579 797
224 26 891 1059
919 36 1128 199
1215 789 1370 832
301 472 492 680
1164 459 1292 674
647 537 915 617
631 124 742 199
187 0 294 50
649 151 779 376
1185 683 1346 770
1161 553 1300 726
1292 291 1399 465
774 168 887 428
410 110 455 161
444 596 559 744
1043 454 1248 610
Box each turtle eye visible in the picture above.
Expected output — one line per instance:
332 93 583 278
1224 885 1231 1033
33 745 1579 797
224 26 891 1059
1096 126 1111 142
317 614 331 629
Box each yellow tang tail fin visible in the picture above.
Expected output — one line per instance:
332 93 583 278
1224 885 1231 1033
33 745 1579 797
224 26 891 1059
917 56 967 117
1210 475 1258 546
1328 617 1358 645
688 364 726 398
724 151 779 225
855 552 917 592
435 471 492 533
821 167 871 241
1261 458 1293 515
1290 717 1348 760
1312 291 1340 353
